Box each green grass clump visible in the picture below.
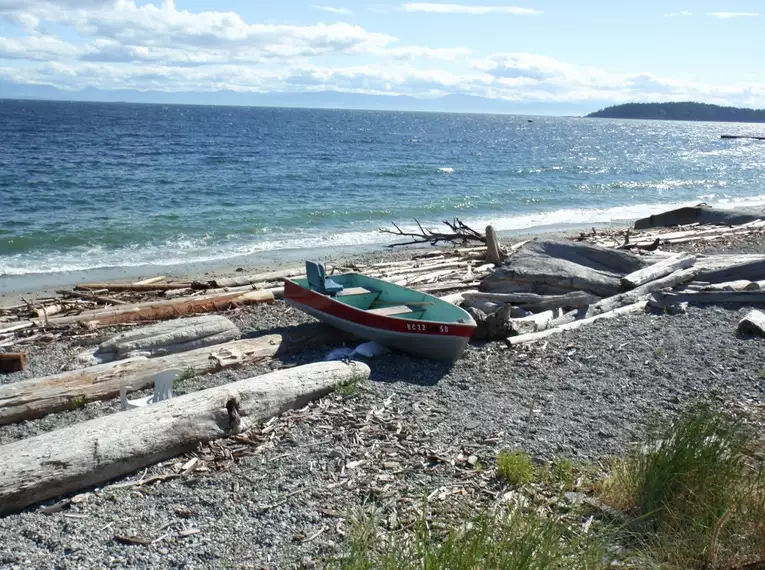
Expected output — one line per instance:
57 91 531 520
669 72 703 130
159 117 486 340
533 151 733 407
335 372 366 398
602 403 765 569
329 504 609 570
496 449 535 486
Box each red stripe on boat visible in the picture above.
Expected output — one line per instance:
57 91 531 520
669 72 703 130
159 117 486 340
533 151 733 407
284 280 474 338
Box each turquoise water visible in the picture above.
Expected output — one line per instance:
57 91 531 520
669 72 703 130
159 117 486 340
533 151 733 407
2 99 765 277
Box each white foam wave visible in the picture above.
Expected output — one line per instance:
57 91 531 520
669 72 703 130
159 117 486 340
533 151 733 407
438 167 455 173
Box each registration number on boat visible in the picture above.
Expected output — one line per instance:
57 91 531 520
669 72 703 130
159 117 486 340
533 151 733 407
407 324 449 332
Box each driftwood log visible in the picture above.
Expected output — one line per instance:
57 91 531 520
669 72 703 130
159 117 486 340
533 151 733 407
78 315 241 365
621 253 696 289
0 360 371 515
737 310 765 336
75 282 191 292
0 325 349 427
507 301 648 346
585 267 700 318
485 225 506 265
41 290 274 328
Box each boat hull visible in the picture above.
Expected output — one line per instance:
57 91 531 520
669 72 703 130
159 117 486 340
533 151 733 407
286 298 471 361
284 279 474 361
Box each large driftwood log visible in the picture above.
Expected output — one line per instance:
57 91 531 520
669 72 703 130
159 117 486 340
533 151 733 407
481 241 650 297
90 315 241 362
42 290 274 327
697 260 765 285
507 301 648 346
621 253 696 290
0 360 370 515
0 325 349 427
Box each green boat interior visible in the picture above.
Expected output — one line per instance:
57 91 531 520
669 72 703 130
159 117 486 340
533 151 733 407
292 272 471 324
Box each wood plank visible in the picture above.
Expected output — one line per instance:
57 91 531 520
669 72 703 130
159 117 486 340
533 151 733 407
367 305 414 317
338 287 373 296
0 360 371 515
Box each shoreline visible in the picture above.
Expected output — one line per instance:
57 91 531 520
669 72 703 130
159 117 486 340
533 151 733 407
0 223 619 305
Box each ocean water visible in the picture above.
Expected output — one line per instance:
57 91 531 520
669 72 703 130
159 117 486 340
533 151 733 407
2 99 765 278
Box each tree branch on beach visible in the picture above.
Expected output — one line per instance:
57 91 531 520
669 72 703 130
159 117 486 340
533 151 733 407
379 218 486 248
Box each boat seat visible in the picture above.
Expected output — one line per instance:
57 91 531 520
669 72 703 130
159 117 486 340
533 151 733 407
338 287 374 296
306 261 343 295
367 305 413 317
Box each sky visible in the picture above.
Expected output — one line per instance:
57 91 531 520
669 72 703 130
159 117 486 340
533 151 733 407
0 0 763 110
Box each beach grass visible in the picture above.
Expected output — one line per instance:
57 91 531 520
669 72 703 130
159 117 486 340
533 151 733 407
328 502 609 570
330 402 765 570
602 402 765 569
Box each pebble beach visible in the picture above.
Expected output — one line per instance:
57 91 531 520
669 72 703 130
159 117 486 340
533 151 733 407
1 233 764 569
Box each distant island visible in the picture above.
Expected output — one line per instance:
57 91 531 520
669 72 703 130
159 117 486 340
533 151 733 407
587 102 765 123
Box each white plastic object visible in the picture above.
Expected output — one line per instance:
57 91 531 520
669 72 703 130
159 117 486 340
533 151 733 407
120 368 183 410
351 341 391 358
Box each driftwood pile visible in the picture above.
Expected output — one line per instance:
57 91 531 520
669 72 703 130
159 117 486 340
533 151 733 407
438 217 765 345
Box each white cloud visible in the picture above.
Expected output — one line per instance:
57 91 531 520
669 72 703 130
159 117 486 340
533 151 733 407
706 12 760 19
0 34 81 60
313 5 352 15
0 0 763 108
664 11 692 18
400 3 542 15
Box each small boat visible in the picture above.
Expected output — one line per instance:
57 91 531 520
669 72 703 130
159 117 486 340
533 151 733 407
284 262 476 361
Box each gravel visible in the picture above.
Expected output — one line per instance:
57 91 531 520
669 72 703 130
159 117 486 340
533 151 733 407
1 244 765 568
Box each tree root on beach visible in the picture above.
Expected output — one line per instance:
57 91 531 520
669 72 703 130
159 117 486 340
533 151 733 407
379 218 486 248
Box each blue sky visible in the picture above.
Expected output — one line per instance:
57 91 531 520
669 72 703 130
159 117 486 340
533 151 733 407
0 0 763 109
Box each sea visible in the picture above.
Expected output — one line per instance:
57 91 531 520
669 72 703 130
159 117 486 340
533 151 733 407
2 99 765 287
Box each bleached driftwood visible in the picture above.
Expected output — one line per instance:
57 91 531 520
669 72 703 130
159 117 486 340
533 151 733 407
438 290 479 306
210 266 332 289
464 291 600 313
697 259 765 285
80 315 241 364
75 282 191 292
621 253 696 290
703 280 755 292
0 325 347 426
652 291 765 306
507 301 648 346
0 360 371 515
41 290 274 327
737 310 765 336
485 225 506 265
586 267 700 318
